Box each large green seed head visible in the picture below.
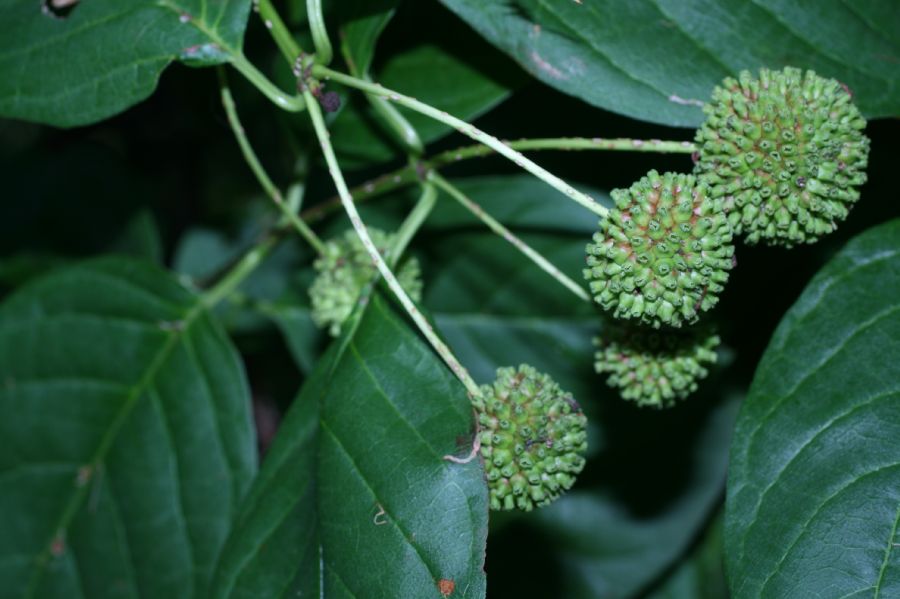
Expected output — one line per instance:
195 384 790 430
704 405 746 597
695 67 869 246
584 170 734 329
594 327 720 408
309 228 423 336
474 365 587 512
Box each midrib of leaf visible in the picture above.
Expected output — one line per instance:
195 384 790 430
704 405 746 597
873 501 900 598
154 0 239 55
23 301 208 599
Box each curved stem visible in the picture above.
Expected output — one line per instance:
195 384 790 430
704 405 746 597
389 183 436 268
301 136 694 223
431 174 590 303
303 88 482 398
219 69 325 255
257 0 303 64
203 233 280 308
367 86 424 155
306 0 333 65
230 53 305 112
314 66 608 218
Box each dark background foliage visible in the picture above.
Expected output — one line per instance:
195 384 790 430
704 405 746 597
1 1 898 597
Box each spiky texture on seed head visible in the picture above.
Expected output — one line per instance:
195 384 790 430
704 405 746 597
474 365 587 512
584 170 734 329
694 67 869 246
594 327 719 408
309 228 423 336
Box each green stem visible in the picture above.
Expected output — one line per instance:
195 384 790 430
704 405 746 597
230 53 305 112
367 85 424 155
219 69 325 255
433 136 696 160
314 66 608 218
306 0 333 64
301 136 694 223
257 0 303 64
202 234 280 308
303 88 482 398
431 174 591 303
389 183 437 268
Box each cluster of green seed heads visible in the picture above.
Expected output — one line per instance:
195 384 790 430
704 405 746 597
594 327 720 408
305 66 872 514
694 67 869 246
309 228 422 336
474 365 587 511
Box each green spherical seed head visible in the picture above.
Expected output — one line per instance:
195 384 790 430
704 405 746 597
473 365 587 512
309 229 423 336
583 170 734 329
594 327 719 408
694 67 869 247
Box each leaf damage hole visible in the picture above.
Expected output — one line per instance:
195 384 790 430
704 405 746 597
42 0 79 19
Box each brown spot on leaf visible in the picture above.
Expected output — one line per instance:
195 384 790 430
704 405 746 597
438 579 455 597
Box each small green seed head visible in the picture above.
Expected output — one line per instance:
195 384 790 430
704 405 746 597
584 170 734 329
694 67 869 246
594 327 719 408
474 365 587 512
309 228 423 336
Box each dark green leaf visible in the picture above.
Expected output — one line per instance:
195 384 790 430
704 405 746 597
439 0 900 127
339 0 399 76
726 219 900 598
0 0 252 126
0 257 257 598
330 44 517 166
645 514 728 599
211 294 488 599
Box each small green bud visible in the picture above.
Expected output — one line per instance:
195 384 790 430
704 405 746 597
473 365 587 512
584 170 734 329
695 67 870 247
594 326 720 408
309 229 423 336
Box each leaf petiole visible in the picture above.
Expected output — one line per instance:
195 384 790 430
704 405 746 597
303 87 483 399
312 66 609 218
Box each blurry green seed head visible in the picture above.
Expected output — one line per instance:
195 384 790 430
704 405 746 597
474 365 587 512
309 228 423 336
594 326 720 408
694 67 869 246
584 170 734 329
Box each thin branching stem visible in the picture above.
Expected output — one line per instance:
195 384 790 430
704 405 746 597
303 88 482 398
431 174 591 303
219 69 326 255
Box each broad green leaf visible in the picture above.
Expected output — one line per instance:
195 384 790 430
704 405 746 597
330 44 518 166
420 175 736 598
726 219 900 598
211 294 488 599
0 257 257 599
0 0 252 126
338 0 399 76
439 0 900 127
